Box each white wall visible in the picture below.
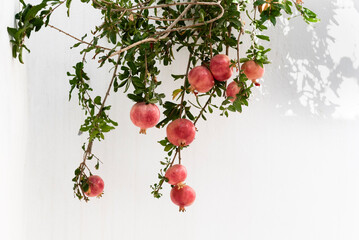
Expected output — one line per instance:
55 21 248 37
0 1 27 240
2 0 359 240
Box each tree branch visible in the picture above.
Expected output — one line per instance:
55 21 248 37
100 1 224 62
47 24 111 51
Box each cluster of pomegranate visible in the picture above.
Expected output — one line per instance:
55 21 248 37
84 55 265 211
165 164 195 212
130 109 197 211
189 54 264 100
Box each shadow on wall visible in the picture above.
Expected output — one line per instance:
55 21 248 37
265 0 359 119
354 0 359 12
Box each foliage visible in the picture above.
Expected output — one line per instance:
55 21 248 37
8 0 318 201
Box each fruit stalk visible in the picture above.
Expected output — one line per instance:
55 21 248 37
193 90 215 126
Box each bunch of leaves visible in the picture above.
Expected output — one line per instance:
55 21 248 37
7 0 63 63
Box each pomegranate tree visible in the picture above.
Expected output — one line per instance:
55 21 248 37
130 102 160 134
9 0 318 208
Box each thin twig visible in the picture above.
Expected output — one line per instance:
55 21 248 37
101 1 224 62
43 1 65 19
47 24 111 51
226 26 231 55
77 55 121 201
179 52 193 117
144 50 148 86
153 3 224 36
93 0 194 21
125 1 221 11
153 147 179 194
178 148 182 164
193 90 215 126
97 55 121 117
237 23 244 70
209 22 213 58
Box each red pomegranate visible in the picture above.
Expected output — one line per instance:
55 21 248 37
170 184 196 212
209 54 233 81
188 66 215 93
165 164 187 185
226 81 241 102
166 119 196 146
130 102 160 134
84 175 104 197
241 60 264 81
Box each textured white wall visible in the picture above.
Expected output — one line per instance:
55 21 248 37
0 1 27 240
2 0 359 240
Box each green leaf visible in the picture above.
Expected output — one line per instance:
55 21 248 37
172 89 182 100
269 16 277 26
256 35 270 41
74 168 81 176
164 145 173 152
158 139 168 146
66 0 72 16
208 105 213 113
82 182 89 192
233 100 242 112
228 105 236 112
7 27 17 38
24 3 46 21
109 31 117 44
185 108 195 121
94 96 102 105
127 94 144 102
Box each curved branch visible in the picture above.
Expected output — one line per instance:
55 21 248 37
99 1 223 62
153 3 224 36
100 0 199 62
48 24 112 51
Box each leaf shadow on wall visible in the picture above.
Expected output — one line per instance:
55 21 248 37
263 1 359 119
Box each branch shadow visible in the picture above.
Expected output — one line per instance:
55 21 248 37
263 0 359 119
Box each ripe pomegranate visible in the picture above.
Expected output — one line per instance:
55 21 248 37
165 164 187 185
170 184 196 212
166 119 196 146
241 60 264 85
84 175 104 197
130 102 160 134
226 81 241 102
209 54 233 81
188 66 215 93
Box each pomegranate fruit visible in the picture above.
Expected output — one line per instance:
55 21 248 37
84 175 104 197
209 54 233 81
170 184 196 212
165 164 187 185
241 60 264 82
188 66 215 93
130 102 160 134
166 119 196 146
226 82 241 102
